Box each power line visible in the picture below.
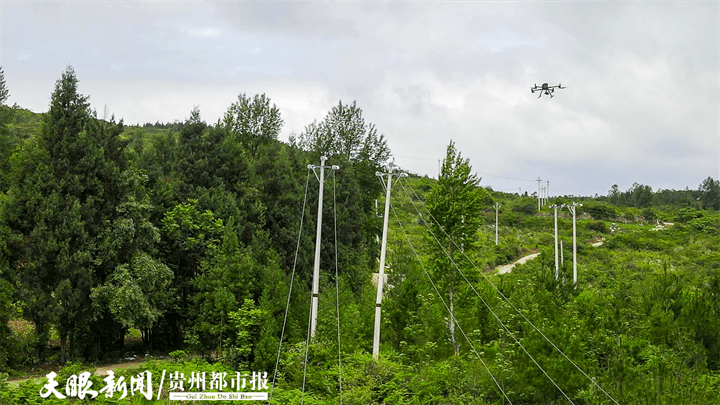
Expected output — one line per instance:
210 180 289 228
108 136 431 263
389 202 514 405
399 179 574 405
270 169 311 402
401 178 620 405
332 171 343 405
477 172 536 183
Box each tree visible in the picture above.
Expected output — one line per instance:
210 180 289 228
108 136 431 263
91 252 173 349
292 101 392 292
0 67 14 192
426 141 489 355
291 100 390 166
699 176 720 210
158 199 223 347
629 182 652 208
4 66 129 363
185 218 259 356
608 184 620 204
0 67 8 105
92 170 170 349
223 93 283 158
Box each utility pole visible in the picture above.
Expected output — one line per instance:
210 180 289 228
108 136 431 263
495 202 500 245
566 202 582 286
536 177 542 211
373 170 406 360
550 204 560 279
560 239 564 267
546 180 550 203
308 156 339 338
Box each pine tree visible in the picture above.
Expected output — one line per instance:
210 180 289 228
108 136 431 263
427 141 489 355
6 66 128 363
0 67 9 105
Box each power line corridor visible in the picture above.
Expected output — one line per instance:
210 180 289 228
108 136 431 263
271 170 619 405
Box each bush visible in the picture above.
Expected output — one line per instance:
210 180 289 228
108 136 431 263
676 207 704 223
587 221 608 234
511 198 537 215
687 216 719 234
583 202 616 220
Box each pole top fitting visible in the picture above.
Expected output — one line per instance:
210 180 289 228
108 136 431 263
332 165 340 170
320 156 327 162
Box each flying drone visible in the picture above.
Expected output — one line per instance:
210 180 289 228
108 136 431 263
531 83 566 98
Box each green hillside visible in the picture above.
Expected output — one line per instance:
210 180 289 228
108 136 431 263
0 67 719 404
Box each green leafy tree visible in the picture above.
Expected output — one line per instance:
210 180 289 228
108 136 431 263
608 184 620 204
292 100 390 165
426 141 489 355
185 218 260 356
699 176 720 210
91 252 173 349
158 199 223 347
292 101 392 291
629 182 653 208
223 93 283 158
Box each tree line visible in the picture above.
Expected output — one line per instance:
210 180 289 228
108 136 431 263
0 66 390 371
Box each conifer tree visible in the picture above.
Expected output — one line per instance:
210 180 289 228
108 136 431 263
6 66 128 362
0 67 9 105
427 141 489 355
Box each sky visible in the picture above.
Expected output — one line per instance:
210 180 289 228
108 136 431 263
1 0 718 197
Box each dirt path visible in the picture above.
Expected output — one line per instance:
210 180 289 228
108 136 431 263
496 238 605 275
496 252 541 275
7 358 148 389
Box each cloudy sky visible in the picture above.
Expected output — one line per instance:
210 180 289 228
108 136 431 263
1 0 717 197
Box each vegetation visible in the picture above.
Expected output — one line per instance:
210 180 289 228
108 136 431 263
0 66 719 404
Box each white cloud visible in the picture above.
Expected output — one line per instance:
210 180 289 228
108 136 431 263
2 1 716 196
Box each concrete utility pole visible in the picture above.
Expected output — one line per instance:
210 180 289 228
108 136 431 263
550 204 560 279
308 156 339 338
546 181 550 203
373 170 406 360
561 239 564 267
566 202 582 285
495 202 500 245
536 177 542 211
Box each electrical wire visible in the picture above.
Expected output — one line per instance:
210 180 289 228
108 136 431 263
389 201 514 405
270 169 311 402
300 290 313 405
399 180 574 404
332 171 343 404
401 177 620 405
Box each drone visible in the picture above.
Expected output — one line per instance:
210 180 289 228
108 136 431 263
531 83 566 98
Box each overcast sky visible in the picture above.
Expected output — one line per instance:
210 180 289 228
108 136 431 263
1 0 717 197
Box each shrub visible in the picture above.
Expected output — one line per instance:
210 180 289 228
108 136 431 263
587 221 608 234
676 207 704 223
